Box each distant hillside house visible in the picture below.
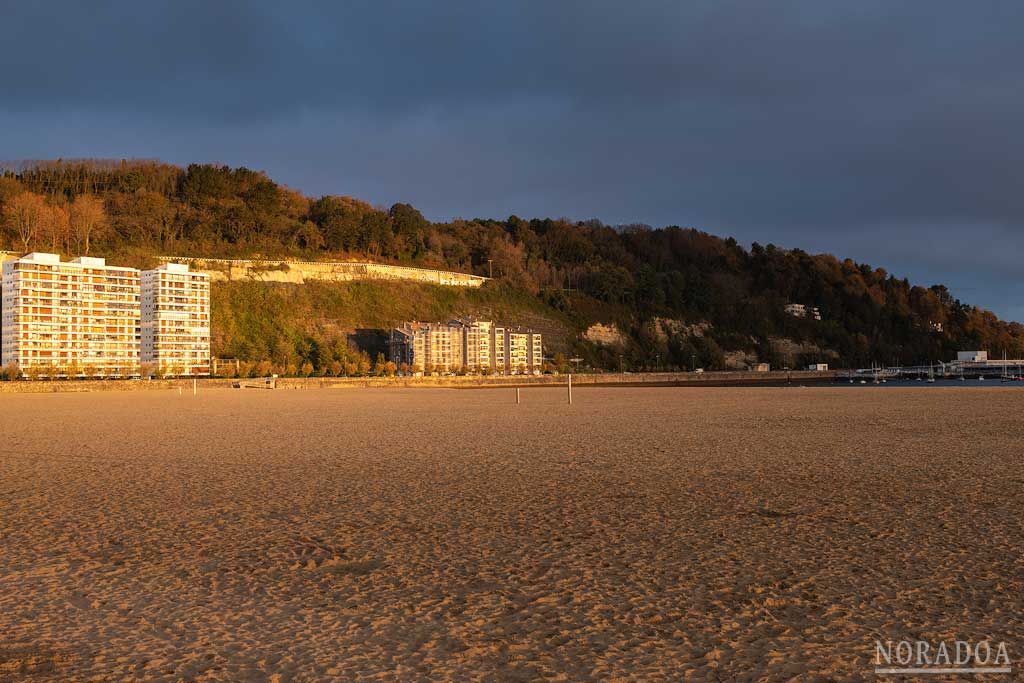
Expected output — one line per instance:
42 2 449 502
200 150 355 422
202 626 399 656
390 319 542 376
957 351 988 362
784 303 822 321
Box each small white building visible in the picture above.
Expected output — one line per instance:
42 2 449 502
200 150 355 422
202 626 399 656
807 363 829 371
784 303 822 321
957 351 988 363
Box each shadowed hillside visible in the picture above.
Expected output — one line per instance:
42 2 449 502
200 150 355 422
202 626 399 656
211 280 571 374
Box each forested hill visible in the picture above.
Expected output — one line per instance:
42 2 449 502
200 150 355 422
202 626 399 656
1 159 1020 371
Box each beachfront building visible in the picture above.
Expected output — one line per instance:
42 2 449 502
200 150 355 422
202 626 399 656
528 330 543 374
141 263 211 376
490 326 544 375
492 325 507 373
1 252 141 376
390 319 543 375
462 319 492 372
508 329 529 374
389 321 465 374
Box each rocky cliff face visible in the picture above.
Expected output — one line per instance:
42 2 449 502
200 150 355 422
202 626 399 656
584 323 629 348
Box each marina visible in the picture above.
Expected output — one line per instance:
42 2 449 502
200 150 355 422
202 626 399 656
839 358 1024 384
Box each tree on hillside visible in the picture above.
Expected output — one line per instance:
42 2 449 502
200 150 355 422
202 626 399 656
310 195 375 252
41 203 70 253
292 221 325 251
0 177 23 206
3 192 47 252
69 194 107 254
389 202 429 256
360 211 392 257
109 189 176 247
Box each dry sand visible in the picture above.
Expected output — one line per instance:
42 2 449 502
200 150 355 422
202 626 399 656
0 386 1021 681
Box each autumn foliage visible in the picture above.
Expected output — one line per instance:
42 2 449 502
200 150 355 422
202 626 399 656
1 159 1021 371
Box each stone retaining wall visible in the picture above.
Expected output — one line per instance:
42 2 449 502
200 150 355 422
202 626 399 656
156 256 487 287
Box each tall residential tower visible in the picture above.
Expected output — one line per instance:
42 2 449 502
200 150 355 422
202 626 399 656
141 262 211 376
1 253 141 376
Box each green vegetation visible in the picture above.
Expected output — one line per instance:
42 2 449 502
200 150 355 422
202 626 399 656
212 279 567 376
2 158 1022 371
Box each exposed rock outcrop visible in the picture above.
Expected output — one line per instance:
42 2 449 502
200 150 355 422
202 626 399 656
584 323 629 348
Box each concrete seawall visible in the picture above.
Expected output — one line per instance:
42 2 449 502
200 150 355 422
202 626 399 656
0 379 185 393
0 371 835 393
156 256 487 287
267 371 837 389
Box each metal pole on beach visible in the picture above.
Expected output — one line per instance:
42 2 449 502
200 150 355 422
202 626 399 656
516 387 520 405
193 378 197 396
568 374 573 405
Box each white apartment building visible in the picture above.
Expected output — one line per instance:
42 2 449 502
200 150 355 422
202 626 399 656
389 321 465 374
492 325 507 373
1 253 141 376
390 319 543 375
462 320 492 372
429 324 464 373
141 262 211 376
529 331 543 373
507 330 530 373
489 326 543 375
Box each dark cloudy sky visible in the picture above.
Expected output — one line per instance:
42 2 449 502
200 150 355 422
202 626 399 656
3 2 1022 320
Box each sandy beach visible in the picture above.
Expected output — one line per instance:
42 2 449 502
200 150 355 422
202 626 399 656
1 386 1021 681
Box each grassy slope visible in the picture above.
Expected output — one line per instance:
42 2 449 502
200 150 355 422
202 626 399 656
211 280 573 361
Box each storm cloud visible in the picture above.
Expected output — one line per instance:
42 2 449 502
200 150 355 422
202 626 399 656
2 1 1022 318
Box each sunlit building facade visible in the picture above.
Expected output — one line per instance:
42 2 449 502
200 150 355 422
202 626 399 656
491 326 544 375
1 252 141 376
390 319 542 375
141 263 211 376
462 319 492 372
492 325 507 373
389 321 465 374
